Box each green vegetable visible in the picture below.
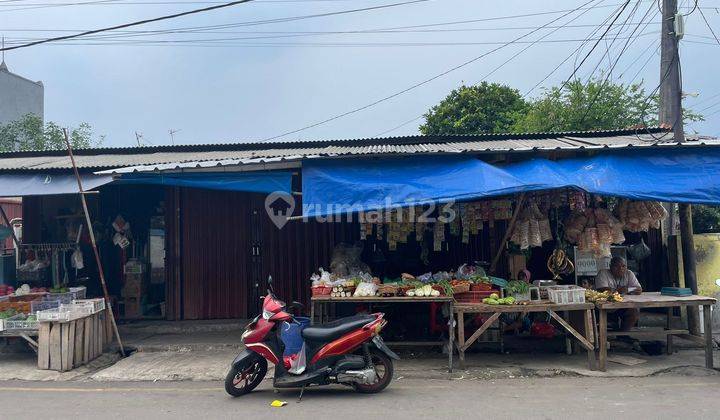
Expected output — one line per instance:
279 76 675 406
507 280 530 295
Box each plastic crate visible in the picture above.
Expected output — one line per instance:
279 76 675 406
36 308 83 322
70 298 105 314
547 285 586 304
3 319 39 331
311 286 332 296
31 299 61 313
45 286 87 304
454 290 500 304
0 314 38 331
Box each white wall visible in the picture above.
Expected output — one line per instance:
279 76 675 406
0 70 44 126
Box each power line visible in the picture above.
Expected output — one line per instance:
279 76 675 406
559 0 633 88
372 0 608 137
578 0 656 124
0 22 664 39
1 34 658 47
0 0 429 51
698 4 720 45
0 0 256 50
260 0 600 141
0 0 362 12
0 1 635 41
523 1 629 97
627 41 660 83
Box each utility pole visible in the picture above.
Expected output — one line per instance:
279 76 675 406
659 0 700 334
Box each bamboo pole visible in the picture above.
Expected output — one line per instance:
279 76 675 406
62 129 125 357
489 193 526 274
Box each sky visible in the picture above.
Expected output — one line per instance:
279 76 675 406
2 0 720 147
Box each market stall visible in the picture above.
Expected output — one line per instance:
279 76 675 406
594 292 716 371
297 175 718 372
0 285 107 368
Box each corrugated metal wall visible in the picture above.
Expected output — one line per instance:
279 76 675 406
171 188 252 320
164 187 666 320
165 188 360 319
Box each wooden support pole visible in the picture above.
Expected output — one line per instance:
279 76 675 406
679 203 700 335
703 304 714 369
62 129 125 357
490 193 526 274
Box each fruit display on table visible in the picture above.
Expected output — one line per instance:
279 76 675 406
585 289 623 303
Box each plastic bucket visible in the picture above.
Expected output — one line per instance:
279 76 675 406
281 316 310 356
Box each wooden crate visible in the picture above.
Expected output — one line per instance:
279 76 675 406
37 309 109 371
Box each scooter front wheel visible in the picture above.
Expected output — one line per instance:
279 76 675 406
225 357 268 397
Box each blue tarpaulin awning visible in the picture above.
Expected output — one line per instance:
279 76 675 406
301 149 720 217
0 173 113 197
115 171 293 194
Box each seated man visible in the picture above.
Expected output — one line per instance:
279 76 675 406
595 256 642 332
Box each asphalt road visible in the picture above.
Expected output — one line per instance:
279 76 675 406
1 375 718 419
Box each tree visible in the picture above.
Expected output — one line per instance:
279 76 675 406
420 82 528 135
0 114 102 152
511 78 703 132
691 205 720 234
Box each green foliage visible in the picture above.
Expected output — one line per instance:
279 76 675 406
0 114 102 152
420 82 528 135
422 78 704 135
692 205 720 234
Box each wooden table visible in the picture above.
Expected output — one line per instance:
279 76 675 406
454 301 596 371
0 329 39 353
595 292 716 371
310 296 455 372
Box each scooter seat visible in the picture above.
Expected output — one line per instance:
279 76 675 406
302 314 375 342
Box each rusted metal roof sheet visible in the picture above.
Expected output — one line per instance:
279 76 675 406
0 128 716 173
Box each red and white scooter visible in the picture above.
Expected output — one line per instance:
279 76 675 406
225 277 398 397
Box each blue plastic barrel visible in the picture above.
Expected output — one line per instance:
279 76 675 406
281 316 310 356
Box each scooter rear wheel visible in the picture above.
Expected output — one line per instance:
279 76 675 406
353 349 394 394
225 357 268 397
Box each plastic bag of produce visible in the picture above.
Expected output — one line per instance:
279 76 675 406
330 243 371 277
629 238 651 260
354 281 378 297
417 272 432 283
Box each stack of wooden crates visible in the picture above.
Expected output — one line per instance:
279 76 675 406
122 259 145 318
37 309 112 371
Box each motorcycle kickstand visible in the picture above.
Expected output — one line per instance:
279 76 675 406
297 385 306 403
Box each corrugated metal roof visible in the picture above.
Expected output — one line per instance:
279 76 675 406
0 128 717 173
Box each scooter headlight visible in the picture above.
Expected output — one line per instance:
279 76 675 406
262 309 274 320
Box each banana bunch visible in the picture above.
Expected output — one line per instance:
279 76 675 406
585 290 624 303
547 248 575 279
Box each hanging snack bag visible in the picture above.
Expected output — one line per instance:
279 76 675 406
538 218 553 242
518 220 530 250
528 219 542 248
